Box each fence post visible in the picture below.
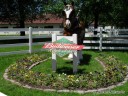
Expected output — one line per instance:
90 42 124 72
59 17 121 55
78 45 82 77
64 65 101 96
99 28 103 51
29 27 32 54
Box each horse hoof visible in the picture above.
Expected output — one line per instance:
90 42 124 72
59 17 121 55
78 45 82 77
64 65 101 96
68 54 73 59
63 57 73 60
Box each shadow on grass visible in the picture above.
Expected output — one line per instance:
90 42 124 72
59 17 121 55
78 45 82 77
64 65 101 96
56 54 92 74
56 66 86 75
80 54 92 66
65 54 92 66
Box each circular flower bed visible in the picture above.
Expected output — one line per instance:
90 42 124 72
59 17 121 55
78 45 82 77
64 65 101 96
6 54 128 91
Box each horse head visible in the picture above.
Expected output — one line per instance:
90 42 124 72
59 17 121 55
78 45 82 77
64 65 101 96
62 1 85 45
62 1 76 32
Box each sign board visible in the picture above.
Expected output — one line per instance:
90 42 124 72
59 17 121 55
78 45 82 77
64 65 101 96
43 37 84 57
42 33 83 73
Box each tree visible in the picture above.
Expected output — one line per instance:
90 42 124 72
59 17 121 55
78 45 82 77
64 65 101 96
1 0 127 36
0 0 17 23
0 0 44 36
111 0 128 27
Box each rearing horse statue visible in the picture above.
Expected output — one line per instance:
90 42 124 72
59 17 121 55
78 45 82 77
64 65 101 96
62 1 85 60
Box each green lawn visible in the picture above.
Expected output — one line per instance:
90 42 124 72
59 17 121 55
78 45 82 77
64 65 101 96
0 45 42 52
32 51 103 74
0 50 128 96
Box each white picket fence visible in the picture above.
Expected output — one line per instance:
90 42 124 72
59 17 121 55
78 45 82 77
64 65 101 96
0 27 63 56
84 28 128 51
0 27 128 56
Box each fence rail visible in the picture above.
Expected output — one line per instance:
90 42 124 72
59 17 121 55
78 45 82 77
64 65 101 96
0 27 128 56
84 28 128 51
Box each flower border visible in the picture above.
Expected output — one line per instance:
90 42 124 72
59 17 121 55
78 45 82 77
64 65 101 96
3 54 128 94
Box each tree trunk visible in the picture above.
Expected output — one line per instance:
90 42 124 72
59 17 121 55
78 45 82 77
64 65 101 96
19 19 25 36
94 13 99 35
18 0 25 36
93 1 100 35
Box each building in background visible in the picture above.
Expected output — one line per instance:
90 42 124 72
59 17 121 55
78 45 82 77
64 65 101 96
0 14 63 28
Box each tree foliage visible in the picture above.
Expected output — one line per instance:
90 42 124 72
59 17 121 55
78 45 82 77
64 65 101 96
0 0 46 35
0 0 128 31
0 0 40 23
43 0 128 28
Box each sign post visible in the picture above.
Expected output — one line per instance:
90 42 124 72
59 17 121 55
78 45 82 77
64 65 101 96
72 34 78 73
43 33 84 73
52 34 57 71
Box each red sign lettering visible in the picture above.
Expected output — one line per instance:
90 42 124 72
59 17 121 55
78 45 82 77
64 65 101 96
43 43 84 50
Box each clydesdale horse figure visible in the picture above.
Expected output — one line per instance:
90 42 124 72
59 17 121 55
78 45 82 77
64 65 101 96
62 1 85 61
